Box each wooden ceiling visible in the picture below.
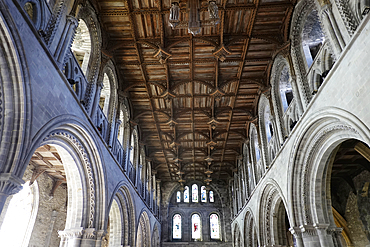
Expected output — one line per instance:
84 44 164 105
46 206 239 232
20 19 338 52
96 0 295 182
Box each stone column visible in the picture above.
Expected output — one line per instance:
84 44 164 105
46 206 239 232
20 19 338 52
58 228 84 247
0 173 23 215
54 15 79 68
290 76 304 117
315 224 335 247
300 225 321 247
156 179 161 217
290 227 304 247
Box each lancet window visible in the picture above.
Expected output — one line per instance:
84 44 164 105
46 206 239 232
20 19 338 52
192 214 201 240
192 184 198 202
184 186 189 203
201 186 207 202
210 214 220 239
173 214 182 239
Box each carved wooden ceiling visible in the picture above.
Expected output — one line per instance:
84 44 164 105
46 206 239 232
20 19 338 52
96 0 296 183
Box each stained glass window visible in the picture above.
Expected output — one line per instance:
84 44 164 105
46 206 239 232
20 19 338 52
192 214 201 240
184 186 189 203
192 184 198 202
201 186 207 202
173 214 182 239
209 191 214 202
176 191 181 202
210 214 220 239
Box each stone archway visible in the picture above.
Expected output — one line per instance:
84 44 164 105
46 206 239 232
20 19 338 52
137 211 151 247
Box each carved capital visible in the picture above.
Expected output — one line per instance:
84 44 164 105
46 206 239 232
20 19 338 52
58 227 84 240
0 173 23 196
83 228 96 239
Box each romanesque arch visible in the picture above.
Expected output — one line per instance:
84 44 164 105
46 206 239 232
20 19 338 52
137 210 151 247
258 180 293 246
289 108 370 245
0 1 31 179
244 209 259 247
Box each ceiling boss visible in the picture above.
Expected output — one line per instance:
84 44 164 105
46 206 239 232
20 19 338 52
169 0 220 35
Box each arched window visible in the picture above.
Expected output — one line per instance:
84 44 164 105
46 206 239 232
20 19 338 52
279 65 293 112
209 191 214 203
302 10 325 68
130 132 135 165
99 73 111 116
184 186 189 203
176 191 181 202
210 214 220 239
192 184 198 202
117 110 125 145
0 181 39 247
252 128 261 162
201 186 207 202
173 214 182 239
264 104 273 143
71 19 91 76
192 214 201 240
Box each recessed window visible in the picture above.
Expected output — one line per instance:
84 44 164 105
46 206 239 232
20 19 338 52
192 214 201 240
173 214 181 239
176 191 181 202
210 214 220 239
209 191 214 203
184 186 189 203
192 184 198 202
201 186 207 202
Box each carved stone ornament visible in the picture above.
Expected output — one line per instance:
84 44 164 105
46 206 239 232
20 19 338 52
169 2 180 28
208 0 220 25
154 48 172 64
43 131 96 228
212 44 232 61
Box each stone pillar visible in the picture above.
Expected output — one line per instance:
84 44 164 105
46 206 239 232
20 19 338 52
300 225 321 247
315 224 335 247
156 179 161 217
58 228 84 247
327 227 344 247
54 15 79 68
0 173 23 215
136 164 142 189
290 227 304 247
290 76 304 117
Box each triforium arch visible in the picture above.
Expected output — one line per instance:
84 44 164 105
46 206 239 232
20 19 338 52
258 180 292 247
270 54 300 138
0 2 31 181
75 2 102 85
290 0 320 107
258 94 280 167
98 59 118 124
137 210 151 247
244 209 259 247
289 108 370 246
18 119 107 243
249 123 263 183
110 183 136 247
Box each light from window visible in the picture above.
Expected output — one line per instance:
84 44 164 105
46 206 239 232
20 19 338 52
173 214 181 239
210 214 220 239
201 186 207 202
184 186 189 203
0 181 38 247
192 184 198 202
176 191 181 202
192 214 201 240
130 133 134 164
209 191 214 202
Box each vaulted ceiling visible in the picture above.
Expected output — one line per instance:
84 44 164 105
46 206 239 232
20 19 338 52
95 0 296 183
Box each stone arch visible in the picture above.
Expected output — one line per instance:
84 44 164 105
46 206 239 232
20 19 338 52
258 179 292 246
244 209 259 247
111 183 136 246
249 123 262 183
258 94 279 167
19 116 107 240
270 54 301 138
20 0 46 30
137 210 151 247
0 4 31 177
289 108 370 242
76 2 101 85
290 0 322 107
98 60 118 124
